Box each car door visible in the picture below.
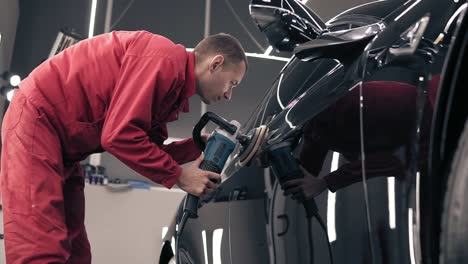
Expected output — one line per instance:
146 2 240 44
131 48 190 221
238 53 377 263
357 1 462 264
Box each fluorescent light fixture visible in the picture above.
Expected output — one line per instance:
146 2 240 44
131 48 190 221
213 228 224 264
6 90 15 101
88 0 98 38
408 208 416 264
327 152 340 242
9 75 21 87
202 230 209 264
161 226 169 239
387 177 396 229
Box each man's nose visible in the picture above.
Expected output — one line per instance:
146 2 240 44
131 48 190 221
223 89 232 101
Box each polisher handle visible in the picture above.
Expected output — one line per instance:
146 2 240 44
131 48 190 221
183 160 223 218
193 112 238 151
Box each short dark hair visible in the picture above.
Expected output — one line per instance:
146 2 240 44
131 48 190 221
194 33 248 71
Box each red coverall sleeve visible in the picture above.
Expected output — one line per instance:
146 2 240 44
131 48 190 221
161 138 201 164
101 54 183 188
151 124 201 164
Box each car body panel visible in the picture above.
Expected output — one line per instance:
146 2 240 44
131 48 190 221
159 1 467 263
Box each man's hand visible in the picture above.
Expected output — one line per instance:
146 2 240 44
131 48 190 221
282 166 327 201
176 154 221 199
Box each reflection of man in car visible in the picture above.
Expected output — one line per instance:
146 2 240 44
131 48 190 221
282 76 435 201
282 55 444 200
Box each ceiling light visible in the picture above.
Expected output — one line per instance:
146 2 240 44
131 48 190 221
9 75 21 87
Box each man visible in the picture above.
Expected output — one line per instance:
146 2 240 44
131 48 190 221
0 31 247 263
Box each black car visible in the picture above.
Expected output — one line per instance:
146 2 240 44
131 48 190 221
159 0 468 263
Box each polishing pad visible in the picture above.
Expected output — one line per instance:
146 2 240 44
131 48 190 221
238 125 268 167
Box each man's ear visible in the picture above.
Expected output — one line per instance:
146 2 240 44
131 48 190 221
210 55 225 72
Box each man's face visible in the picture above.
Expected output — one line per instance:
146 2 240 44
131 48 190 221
197 55 246 104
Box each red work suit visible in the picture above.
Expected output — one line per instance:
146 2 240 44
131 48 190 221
0 31 200 263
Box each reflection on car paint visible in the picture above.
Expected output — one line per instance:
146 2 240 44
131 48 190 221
159 1 466 263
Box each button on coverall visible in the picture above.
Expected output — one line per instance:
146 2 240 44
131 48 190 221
0 31 201 263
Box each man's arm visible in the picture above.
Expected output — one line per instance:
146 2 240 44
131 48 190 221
150 124 201 165
100 45 220 197
101 50 185 188
161 138 201 164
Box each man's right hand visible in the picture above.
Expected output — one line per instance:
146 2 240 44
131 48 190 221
176 154 222 198
282 165 327 201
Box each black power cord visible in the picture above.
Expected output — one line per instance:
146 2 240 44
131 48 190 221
312 213 334 264
175 232 181 264
304 199 333 264
175 211 190 264
306 217 315 263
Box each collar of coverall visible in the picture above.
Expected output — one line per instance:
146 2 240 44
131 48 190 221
180 51 196 113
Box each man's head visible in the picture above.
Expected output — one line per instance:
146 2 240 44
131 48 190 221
193 33 248 104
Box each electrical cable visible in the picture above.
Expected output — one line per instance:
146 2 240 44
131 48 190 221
109 0 136 31
176 212 190 264
175 233 181 264
314 214 334 264
222 0 266 52
307 217 315 264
